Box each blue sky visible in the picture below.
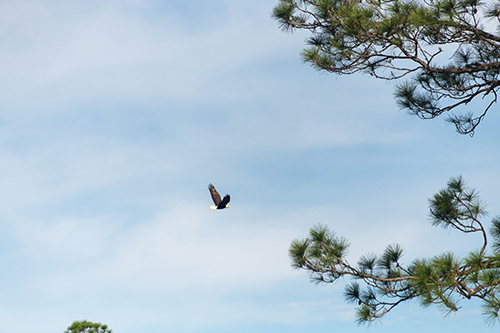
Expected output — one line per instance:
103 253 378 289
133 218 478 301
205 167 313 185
0 1 499 332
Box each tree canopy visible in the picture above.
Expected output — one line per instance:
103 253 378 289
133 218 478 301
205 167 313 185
64 320 112 333
289 176 500 324
272 0 500 135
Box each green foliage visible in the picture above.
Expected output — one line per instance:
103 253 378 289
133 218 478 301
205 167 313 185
428 176 486 230
491 217 500 252
64 320 112 333
289 224 350 283
272 0 500 135
288 177 500 324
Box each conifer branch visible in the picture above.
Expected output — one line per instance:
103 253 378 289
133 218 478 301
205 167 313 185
273 0 500 135
288 176 500 324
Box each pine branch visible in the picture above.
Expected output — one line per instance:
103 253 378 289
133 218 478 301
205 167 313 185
288 177 500 324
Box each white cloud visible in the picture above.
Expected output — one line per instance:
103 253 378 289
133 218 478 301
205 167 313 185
0 0 295 112
0 137 187 213
98 203 298 287
2 202 353 332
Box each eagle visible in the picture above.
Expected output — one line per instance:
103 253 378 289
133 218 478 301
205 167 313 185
208 183 231 210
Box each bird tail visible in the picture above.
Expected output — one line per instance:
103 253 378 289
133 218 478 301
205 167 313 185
209 206 217 210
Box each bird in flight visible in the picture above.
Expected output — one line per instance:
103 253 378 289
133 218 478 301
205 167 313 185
208 183 230 210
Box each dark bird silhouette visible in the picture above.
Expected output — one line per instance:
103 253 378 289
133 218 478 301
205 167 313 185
208 183 231 210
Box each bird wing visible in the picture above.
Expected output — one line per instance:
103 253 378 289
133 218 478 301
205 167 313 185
218 194 230 209
208 183 221 206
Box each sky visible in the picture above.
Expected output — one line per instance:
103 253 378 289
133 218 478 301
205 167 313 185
0 0 499 332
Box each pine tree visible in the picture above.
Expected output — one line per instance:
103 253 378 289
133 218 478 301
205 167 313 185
289 176 500 324
64 320 112 333
272 0 500 135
